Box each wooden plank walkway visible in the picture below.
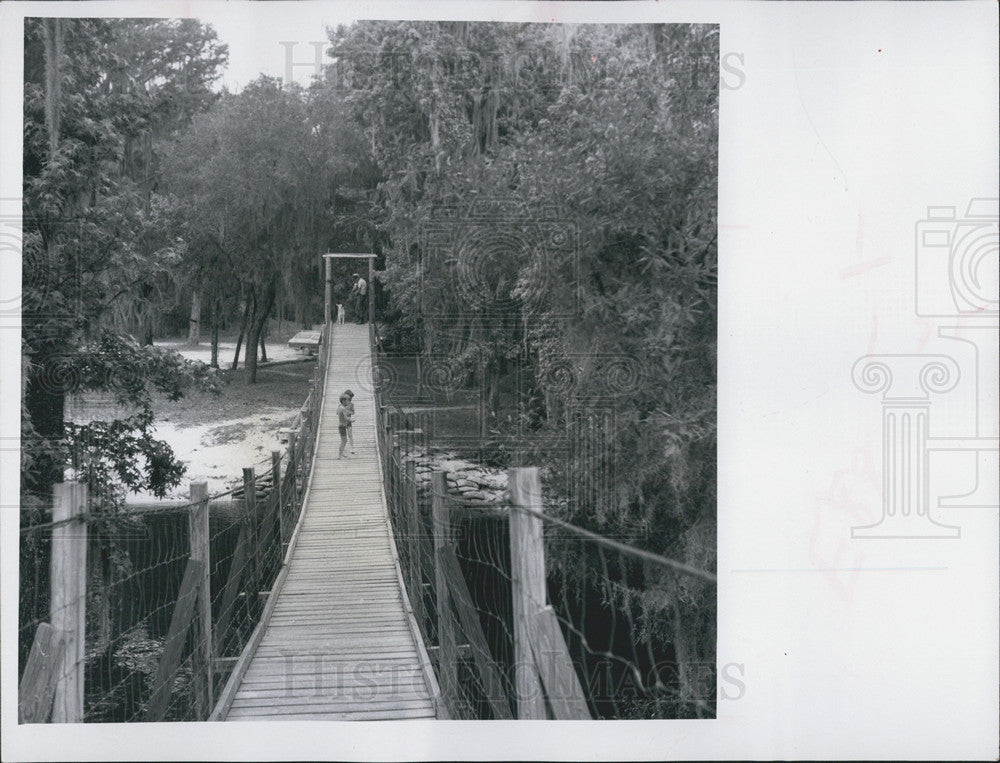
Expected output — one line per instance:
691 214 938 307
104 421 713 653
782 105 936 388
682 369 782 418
223 324 439 721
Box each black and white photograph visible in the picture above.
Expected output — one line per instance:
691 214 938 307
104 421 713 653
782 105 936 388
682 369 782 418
1 1 996 761
14 10 719 725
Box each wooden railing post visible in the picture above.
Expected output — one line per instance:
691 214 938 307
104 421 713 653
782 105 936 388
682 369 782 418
145 559 204 721
50 482 86 723
188 481 213 718
242 468 258 602
272 450 285 548
214 518 250 660
368 251 375 325
508 467 547 719
287 432 298 509
405 459 425 635
324 253 332 326
378 404 388 474
432 471 459 711
437 545 514 720
19 622 66 723
391 434 401 520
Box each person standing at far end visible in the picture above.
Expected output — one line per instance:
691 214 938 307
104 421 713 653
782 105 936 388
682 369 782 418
348 274 360 323
344 389 356 454
350 272 367 324
337 393 352 459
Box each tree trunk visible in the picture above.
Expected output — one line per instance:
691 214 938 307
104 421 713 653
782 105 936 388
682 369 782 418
244 307 257 368
231 292 253 371
487 373 500 423
187 291 201 346
259 320 268 363
89 548 113 656
246 284 276 384
24 349 67 494
24 19 66 496
210 297 220 368
430 110 441 174
43 19 62 160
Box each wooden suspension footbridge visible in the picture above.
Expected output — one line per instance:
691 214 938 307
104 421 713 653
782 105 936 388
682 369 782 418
20 281 717 724
213 324 441 721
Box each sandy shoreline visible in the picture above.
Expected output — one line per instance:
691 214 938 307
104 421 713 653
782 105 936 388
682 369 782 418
72 338 310 502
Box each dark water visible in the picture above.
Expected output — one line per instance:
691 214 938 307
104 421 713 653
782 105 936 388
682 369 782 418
84 511 246 722
445 511 698 719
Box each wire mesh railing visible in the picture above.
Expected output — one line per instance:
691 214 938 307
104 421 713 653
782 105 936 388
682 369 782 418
372 332 718 720
17 325 331 723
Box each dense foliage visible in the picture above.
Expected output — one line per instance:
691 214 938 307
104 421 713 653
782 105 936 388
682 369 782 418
22 17 227 500
158 76 375 381
19 17 226 682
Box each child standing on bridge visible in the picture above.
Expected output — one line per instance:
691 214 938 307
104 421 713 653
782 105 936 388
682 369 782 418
337 393 353 459
344 389 356 454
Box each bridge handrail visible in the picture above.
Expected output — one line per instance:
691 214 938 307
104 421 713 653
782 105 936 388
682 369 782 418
368 323 448 717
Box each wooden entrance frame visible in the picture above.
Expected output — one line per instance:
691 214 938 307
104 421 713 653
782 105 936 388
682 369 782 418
322 253 376 326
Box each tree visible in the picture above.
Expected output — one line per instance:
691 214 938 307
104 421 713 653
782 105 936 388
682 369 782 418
160 78 303 382
161 75 376 381
87 19 229 345
22 17 227 494
20 19 229 691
